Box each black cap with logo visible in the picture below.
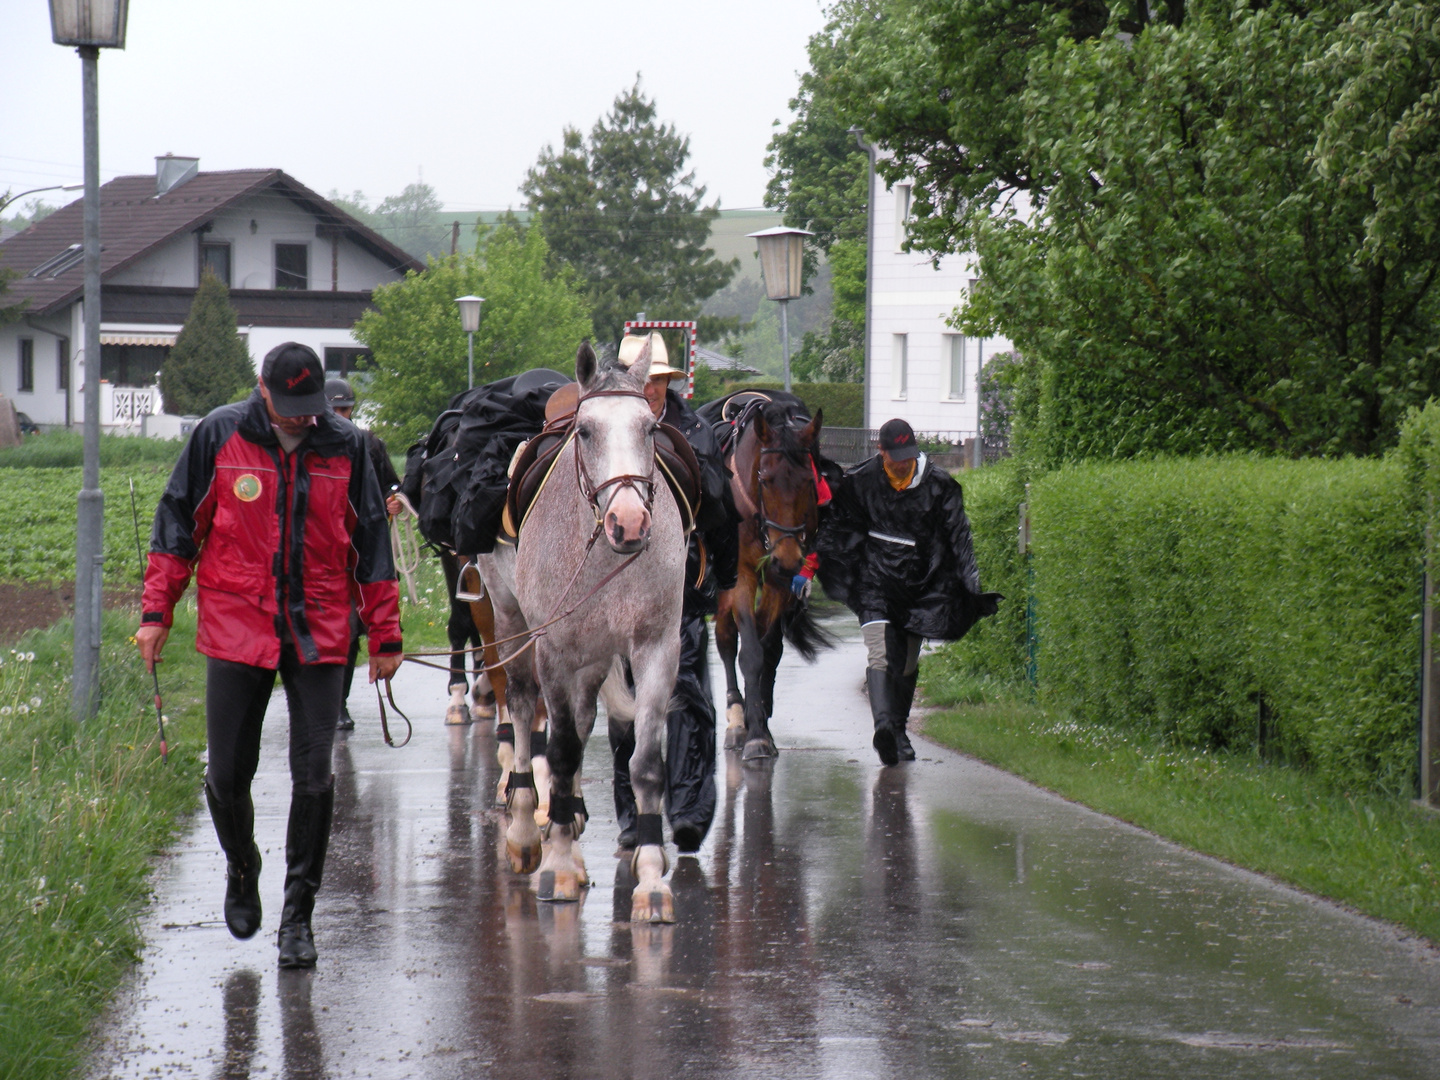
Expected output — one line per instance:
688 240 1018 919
260 343 328 417
878 417 920 461
324 378 356 409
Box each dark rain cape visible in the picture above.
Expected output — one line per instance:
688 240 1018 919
399 369 572 556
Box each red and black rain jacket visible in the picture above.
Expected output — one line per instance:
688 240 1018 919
141 392 402 668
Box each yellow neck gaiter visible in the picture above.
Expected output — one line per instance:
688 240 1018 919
884 458 917 491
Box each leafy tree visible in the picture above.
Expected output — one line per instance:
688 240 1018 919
354 224 592 444
791 0 1440 457
159 271 254 416
327 184 464 262
522 81 738 344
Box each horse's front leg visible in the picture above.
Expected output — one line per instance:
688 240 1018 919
628 634 681 923
736 598 777 762
714 587 746 750
500 652 542 875
533 656 603 902
464 586 500 722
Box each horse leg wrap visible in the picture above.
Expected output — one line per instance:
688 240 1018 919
635 813 664 848
530 728 548 756
548 793 587 826
495 722 514 745
504 770 535 797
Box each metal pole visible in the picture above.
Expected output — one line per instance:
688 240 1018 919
466 329 474 390
73 45 104 721
780 298 792 393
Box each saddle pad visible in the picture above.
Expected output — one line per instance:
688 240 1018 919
503 420 702 542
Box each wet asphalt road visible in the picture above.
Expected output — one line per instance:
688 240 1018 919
87 614 1440 1079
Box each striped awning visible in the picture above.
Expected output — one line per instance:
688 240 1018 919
99 332 177 347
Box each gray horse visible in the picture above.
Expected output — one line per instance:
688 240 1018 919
479 339 685 923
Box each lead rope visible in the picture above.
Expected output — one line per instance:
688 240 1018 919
375 676 413 748
389 493 423 605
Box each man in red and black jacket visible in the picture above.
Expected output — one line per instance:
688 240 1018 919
134 342 402 970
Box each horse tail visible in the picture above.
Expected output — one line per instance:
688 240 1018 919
781 599 834 662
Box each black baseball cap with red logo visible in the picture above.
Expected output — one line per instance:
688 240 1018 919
260 342 328 417
878 417 920 461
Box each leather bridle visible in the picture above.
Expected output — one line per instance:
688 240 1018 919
753 445 818 555
573 388 657 527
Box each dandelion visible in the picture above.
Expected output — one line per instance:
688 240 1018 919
29 697 40 708
30 895 47 915
0 707 11 716
15 705 27 715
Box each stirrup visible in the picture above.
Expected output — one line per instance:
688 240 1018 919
455 560 484 603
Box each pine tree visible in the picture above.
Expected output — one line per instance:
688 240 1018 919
522 81 737 344
159 271 254 416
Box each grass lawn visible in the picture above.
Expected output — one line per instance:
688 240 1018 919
918 663 1440 945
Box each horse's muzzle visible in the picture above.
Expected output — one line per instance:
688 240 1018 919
604 506 652 554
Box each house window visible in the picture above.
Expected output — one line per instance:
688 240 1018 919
895 184 912 252
324 347 372 377
18 339 33 393
275 243 309 290
891 333 908 399
57 338 69 391
100 345 168 387
200 241 231 286
946 335 968 401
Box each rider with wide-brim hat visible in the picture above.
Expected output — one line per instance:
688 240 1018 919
609 331 738 853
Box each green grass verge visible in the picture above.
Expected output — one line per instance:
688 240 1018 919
919 663 1440 944
0 432 186 470
0 604 206 1080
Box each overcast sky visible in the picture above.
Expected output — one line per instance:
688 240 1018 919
1 0 829 214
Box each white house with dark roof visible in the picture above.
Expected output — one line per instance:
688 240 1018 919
0 155 422 433
862 151 1014 440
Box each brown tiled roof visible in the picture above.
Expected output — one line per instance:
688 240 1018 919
0 169 424 317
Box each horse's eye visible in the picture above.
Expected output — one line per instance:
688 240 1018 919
577 425 592 441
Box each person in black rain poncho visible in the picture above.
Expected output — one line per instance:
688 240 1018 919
609 332 738 853
817 418 1000 766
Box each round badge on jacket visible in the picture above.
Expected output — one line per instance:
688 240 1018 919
233 474 263 502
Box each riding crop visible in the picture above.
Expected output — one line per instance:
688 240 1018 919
129 479 167 765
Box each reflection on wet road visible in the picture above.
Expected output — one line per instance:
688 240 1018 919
89 616 1440 1078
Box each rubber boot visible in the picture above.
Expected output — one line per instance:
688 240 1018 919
894 669 919 762
277 783 334 970
868 668 899 767
609 716 638 849
205 781 263 940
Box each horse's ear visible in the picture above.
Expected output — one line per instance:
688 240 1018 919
752 410 772 443
627 337 653 386
575 341 597 389
800 407 823 448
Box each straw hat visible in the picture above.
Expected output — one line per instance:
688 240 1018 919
617 332 686 381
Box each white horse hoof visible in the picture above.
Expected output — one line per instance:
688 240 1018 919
631 885 674 923
470 697 496 721
445 703 470 726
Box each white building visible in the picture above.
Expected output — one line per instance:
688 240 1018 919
0 156 422 434
864 155 1013 439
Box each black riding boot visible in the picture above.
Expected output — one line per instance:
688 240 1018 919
277 783 334 969
868 668 899 766
205 780 263 940
893 669 919 761
609 716 638 849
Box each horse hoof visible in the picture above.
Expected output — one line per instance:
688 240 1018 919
631 886 675 924
536 870 584 902
723 726 747 751
470 700 496 721
445 703 470 726
507 838 542 874
742 738 778 761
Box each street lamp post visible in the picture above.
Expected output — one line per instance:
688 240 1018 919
747 226 812 393
50 0 129 721
455 295 484 389
0 183 84 218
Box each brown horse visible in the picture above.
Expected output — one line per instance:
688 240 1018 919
708 393 832 761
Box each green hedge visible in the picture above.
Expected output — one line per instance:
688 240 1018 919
935 410 1440 793
1028 455 1420 793
718 379 864 427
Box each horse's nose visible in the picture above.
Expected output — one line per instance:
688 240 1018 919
604 503 651 554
